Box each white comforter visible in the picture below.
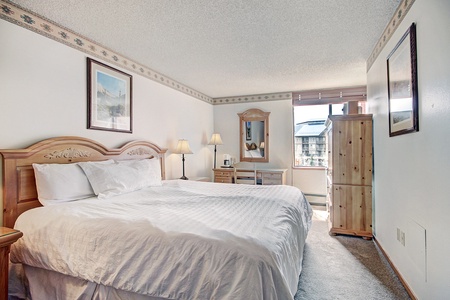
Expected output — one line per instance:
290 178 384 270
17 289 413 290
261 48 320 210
11 180 312 299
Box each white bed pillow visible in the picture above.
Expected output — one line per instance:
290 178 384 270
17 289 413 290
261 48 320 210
116 158 162 183
79 158 162 199
32 160 113 206
248 149 263 158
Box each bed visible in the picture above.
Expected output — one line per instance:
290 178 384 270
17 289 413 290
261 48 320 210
2 136 312 299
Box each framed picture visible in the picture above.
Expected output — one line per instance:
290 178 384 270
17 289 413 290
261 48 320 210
87 58 132 133
387 23 418 137
246 121 252 140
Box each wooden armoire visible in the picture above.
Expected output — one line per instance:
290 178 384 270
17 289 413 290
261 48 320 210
326 114 373 239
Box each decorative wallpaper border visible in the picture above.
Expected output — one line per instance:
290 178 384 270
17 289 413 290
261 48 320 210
366 0 415 71
1 0 414 105
213 92 293 105
0 0 214 104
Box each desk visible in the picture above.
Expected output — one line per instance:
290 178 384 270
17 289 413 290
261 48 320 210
213 168 286 185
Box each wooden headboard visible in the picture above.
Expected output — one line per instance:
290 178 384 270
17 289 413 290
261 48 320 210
0 136 167 228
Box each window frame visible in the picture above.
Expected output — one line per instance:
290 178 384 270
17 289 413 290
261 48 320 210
292 86 367 169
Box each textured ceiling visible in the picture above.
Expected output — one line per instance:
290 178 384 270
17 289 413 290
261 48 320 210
9 0 401 98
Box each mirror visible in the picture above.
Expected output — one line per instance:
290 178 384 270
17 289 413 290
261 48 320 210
238 108 270 163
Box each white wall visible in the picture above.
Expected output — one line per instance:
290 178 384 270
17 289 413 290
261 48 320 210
0 19 215 225
367 0 450 298
293 168 327 205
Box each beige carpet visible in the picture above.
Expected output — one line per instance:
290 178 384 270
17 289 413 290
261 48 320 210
294 208 411 300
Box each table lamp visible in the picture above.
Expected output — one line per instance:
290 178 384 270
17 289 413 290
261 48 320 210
208 133 223 169
174 139 193 180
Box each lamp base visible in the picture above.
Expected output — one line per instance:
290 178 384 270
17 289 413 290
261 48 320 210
180 176 189 180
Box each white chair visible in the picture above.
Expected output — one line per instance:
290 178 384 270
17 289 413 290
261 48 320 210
233 162 257 185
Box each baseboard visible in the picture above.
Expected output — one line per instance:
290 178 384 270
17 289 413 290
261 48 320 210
373 237 418 300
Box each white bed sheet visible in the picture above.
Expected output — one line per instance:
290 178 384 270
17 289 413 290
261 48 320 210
11 180 312 299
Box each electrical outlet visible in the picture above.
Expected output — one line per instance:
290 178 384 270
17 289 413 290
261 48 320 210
400 231 406 246
397 228 401 241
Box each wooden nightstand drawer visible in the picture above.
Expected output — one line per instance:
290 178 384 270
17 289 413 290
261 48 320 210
215 171 232 177
214 176 233 183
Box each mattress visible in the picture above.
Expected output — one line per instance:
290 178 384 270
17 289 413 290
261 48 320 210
11 180 312 299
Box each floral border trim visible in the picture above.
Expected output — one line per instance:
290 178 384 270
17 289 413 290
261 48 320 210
0 0 213 104
44 148 91 159
213 92 292 105
366 0 415 71
3 0 381 107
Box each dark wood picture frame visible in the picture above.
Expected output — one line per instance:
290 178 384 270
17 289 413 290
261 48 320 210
87 58 132 133
387 23 418 137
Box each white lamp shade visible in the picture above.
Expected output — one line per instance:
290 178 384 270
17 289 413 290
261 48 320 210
208 133 223 145
174 139 193 154
260 142 265 149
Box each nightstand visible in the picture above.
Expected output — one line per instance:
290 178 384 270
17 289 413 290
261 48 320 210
213 168 234 183
0 227 23 300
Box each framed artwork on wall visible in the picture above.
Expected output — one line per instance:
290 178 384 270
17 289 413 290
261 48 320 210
387 23 418 137
87 58 133 133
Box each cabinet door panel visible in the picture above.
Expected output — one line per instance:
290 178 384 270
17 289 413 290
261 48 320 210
332 119 372 185
331 185 372 234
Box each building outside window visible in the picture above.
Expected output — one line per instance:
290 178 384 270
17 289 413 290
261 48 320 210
293 104 344 167
294 119 327 166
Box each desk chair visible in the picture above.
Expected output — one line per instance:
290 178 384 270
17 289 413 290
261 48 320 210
233 162 257 185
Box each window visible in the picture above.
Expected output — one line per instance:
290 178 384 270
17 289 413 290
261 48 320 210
292 86 367 168
293 104 344 167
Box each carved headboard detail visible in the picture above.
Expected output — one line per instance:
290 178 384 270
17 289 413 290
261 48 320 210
0 136 167 228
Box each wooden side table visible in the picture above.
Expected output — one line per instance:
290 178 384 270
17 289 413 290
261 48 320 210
0 227 23 300
213 168 234 183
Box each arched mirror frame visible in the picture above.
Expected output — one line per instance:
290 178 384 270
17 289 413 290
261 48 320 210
238 108 270 163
